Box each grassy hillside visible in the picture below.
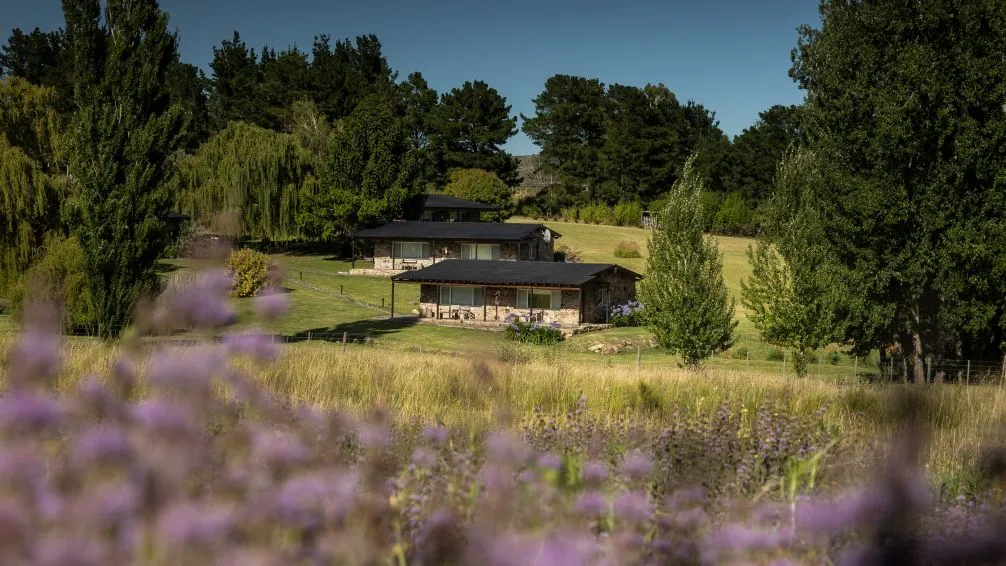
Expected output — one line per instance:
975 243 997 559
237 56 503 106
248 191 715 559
510 216 754 301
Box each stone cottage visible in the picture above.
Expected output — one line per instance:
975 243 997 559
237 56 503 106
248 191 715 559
389 259 642 327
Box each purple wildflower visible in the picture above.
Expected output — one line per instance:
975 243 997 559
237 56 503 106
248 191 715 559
486 430 530 464
576 491 606 516
79 483 139 527
251 429 311 470
157 501 236 548
619 449 652 481
613 490 651 524
518 469 538 483
703 524 793 558
481 463 514 492
222 331 280 361
147 347 225 392
533 534 589 566
7 326 61 385
0 391 63 433
255 287 290 319
411 448 438 469
538 452 562 471
33 536 108 566
277 469 358 525
582 460 609 487
71 427 132 468
131 399 197 437
423 425 449 445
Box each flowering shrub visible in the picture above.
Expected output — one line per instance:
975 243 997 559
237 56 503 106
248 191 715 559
5 267 1006 565
503 313 564 345
225 248 276 298
609 300 644 327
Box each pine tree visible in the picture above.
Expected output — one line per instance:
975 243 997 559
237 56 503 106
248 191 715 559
62 0 186 338
638 154 736 368
741 147 846 377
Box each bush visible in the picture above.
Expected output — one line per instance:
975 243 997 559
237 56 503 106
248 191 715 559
824 350 842 365
766 347 785 361
226 248 276 298
503 314 564 345
613 240 642 258
609 300 644 327
554 244 583 263
8 234 98 332
731 346 750 360
613 201 643 226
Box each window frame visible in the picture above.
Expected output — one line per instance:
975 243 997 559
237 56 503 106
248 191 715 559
517 289 562 310
461 242 500 260
393 241 430 260
439 285 485 307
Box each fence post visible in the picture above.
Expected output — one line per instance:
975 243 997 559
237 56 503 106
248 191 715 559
299 270 303 280
746 351 750 373
782 350 786 378
966 360 971 385
381 298 385 308
307 332 311 342
342 331 347 353
636 344 641 371
853 356 858 380
340 285 344 295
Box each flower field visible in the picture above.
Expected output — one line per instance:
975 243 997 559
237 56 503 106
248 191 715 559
2 266 1006 564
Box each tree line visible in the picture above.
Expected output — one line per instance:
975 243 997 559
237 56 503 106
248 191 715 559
640 0 1006 378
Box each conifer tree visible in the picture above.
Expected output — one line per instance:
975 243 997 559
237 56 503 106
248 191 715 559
638 154 736 368
62 0 185 337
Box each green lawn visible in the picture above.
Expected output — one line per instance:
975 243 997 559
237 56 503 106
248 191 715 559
510 216 754 304
0 222 875 379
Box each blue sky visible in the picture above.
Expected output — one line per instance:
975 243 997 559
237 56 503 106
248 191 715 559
2 0 821 155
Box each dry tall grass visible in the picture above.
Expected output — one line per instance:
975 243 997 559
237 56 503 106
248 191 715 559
3 334 1004 490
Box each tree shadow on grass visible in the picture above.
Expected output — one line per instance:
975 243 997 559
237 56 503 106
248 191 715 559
286 316 419 343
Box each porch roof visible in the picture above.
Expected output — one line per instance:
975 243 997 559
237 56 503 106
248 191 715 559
422 194 498 211
354 221 560 242
391 259 641 288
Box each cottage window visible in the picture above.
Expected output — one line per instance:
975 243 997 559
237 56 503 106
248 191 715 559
461 243 500 260
439 286 485 307
393 241 430 259
517 289 561 310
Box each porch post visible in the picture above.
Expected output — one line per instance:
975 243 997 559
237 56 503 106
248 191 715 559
530 286 534 319
351 236 356 269
578 288 583 325
436 285 441 320
483 290 487 321
390 280 395 319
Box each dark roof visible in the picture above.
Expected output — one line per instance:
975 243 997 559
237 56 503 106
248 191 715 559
354 221 561 242
164 211 191 221
423 194 498 211
391 259 641 288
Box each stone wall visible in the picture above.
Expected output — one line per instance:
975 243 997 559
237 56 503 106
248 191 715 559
580 269 640 324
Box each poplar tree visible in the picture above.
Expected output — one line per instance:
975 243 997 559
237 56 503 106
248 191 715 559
638 154 736 368
62 0 185 337
741 148 846 377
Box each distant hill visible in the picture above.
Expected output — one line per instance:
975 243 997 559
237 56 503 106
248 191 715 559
514 155 556 194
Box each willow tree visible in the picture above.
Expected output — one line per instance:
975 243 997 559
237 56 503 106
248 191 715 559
63 0 186 337
0 77 66 292
176 120 318 240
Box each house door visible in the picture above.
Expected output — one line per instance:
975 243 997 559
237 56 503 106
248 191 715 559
597 288 610 323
